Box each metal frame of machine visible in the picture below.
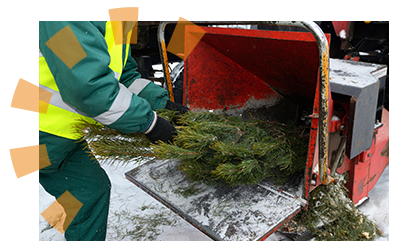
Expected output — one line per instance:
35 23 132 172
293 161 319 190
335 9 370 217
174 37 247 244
158 21 333 187
126 21 389 240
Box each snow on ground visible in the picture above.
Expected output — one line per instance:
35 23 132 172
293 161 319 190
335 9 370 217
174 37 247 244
358 166 390 241
39 161 389 241
39 160 211 241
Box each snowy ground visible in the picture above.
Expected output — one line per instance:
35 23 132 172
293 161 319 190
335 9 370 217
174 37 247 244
358 165 390 241
39 159 211 241
39 159 390 241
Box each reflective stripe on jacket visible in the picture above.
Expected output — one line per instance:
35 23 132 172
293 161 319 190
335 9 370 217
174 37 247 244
39 21 154 139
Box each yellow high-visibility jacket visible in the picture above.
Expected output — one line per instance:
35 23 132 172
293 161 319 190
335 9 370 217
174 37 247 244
39 21 168 140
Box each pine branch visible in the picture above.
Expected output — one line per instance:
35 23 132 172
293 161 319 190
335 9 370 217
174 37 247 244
78 110 309 186
75 118 153 164
152 142 204 160
212 159 262 186
89 136 154 164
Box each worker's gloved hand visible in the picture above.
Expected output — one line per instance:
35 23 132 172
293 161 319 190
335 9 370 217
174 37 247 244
144 114 177 144
165 100 189 114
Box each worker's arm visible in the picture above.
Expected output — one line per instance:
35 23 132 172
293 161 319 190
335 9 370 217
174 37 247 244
39 21 158 135
119 53 169 110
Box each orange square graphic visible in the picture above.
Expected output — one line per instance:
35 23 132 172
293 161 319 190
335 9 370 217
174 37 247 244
41 191 83 234
109 8 139 45
167 17 206 60
11 79 52 114
10 144 51 178
45 25 87 69
9 145 39 179
108 7 138 21
109 21 138 45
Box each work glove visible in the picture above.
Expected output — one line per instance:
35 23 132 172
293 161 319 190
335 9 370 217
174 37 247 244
165 100 189 114
144 114 177 144
165 100 189 125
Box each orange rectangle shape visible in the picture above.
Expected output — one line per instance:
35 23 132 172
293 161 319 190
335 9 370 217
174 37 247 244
167 17 206 60
10 78 38 113
10 146 34 178
41 191 83 234
108 7 138 21
45 25 87 69
110 21 139 45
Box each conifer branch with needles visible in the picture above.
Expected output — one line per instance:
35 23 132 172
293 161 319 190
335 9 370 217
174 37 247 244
76 110 309 186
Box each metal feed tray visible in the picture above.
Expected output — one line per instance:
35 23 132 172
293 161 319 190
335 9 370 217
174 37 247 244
125 159 306 241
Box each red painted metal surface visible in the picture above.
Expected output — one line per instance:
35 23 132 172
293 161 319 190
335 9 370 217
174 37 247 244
184 33 280 111
309 106 388 204
344 108 389 204
184 25 334 203
331 21 352 38
184 26 331 111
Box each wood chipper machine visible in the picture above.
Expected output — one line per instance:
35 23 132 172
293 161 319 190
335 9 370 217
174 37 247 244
125 21 389 241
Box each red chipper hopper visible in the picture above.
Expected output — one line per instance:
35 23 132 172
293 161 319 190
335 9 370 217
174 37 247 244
126 22 388 241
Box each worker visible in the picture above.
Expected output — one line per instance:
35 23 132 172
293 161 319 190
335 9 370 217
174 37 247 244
39 21 188 241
